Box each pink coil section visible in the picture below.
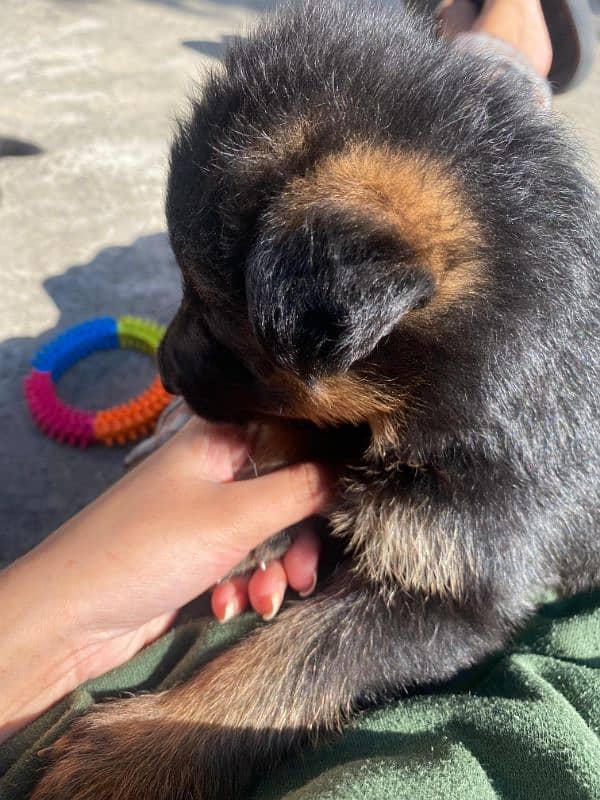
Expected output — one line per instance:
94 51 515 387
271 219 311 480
24 370 96 448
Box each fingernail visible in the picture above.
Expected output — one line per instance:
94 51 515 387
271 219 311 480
298 571 317 598
261 592 283 621
220 599 238 623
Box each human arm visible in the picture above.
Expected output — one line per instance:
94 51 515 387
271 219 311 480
0 418 332 741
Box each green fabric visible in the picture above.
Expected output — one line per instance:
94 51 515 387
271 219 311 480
2 592 600 800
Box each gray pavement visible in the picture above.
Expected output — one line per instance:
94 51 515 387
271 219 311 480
1 0 599 566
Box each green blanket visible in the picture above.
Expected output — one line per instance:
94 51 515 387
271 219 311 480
2 591 600 800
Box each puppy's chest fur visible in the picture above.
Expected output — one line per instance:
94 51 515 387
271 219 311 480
234 421 472 601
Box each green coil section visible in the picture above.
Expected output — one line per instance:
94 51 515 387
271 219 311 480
117 316 166 356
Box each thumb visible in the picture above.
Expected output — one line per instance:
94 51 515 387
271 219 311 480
217 461 336 551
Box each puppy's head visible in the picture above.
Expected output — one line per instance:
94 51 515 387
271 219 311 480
159 2 563 447
160 139 482 429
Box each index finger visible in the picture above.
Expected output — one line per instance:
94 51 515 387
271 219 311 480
216 461 335 552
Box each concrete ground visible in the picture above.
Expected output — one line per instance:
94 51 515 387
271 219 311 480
1 0 599 566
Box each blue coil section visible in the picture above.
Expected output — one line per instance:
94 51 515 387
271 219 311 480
32 317 119 381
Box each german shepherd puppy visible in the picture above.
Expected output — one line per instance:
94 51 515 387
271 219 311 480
32 2 600 798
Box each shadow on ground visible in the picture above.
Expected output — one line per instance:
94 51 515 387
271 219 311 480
53 0 277 13
183 35 237 59
0 233 181 566
138 0 277 13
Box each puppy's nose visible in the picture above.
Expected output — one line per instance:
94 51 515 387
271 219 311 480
161 374 180 396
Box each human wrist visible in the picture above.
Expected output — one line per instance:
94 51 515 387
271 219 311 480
0 551 86 742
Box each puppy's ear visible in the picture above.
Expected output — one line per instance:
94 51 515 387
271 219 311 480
246 213 434 379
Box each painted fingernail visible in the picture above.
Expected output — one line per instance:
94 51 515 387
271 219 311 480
220 599 238 623
298 571 317 598
261 592 283 621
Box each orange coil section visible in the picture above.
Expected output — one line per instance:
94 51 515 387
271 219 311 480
93 376 172 446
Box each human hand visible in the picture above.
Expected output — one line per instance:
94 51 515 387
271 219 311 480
0 417 333 740
124 398 323 621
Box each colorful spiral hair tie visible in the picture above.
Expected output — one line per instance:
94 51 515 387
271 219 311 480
24 316 173 447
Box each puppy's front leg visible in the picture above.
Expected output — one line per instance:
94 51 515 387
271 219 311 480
31 565 523 800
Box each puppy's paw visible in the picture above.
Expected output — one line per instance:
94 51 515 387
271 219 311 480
224 528 294 579
31 696 207 800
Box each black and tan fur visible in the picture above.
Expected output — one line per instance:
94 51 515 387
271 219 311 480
32 2 600 798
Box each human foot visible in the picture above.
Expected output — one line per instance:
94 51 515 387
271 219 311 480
437 0 553 79
436 0 478 38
